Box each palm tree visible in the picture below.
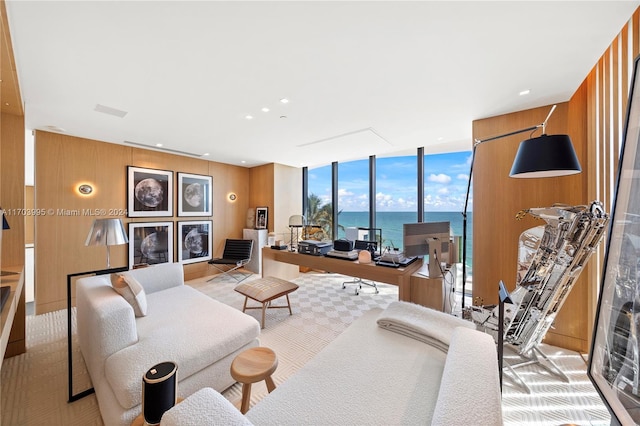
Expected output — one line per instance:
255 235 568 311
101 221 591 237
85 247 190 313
305 193 345 241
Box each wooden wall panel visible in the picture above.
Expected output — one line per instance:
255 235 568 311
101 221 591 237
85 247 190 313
34 132 251 313
0 0 23 116
24 186 34 245
1 112 25 267
34 132 130 313
249 164 275 231
1 111 26 357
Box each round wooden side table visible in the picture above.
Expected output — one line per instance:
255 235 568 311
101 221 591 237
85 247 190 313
230 346 278 414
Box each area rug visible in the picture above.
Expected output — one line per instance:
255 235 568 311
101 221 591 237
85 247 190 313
0 271 611 425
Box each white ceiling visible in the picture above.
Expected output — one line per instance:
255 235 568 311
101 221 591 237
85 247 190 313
6 1 639 168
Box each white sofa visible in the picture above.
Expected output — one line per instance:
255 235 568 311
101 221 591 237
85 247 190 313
76 262 261 426
161 302 503 425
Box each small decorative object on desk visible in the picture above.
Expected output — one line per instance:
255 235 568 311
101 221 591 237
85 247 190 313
358 250 372 264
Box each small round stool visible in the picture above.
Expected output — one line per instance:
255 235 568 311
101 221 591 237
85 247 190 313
230 347 278 414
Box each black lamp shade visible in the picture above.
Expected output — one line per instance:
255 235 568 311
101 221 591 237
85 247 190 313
510 134 582 178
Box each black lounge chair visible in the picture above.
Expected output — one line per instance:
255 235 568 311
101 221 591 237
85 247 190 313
208 239 254 282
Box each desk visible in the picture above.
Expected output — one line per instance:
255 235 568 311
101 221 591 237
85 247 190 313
1 265 26 366
410 263 457 313
262 247 423 302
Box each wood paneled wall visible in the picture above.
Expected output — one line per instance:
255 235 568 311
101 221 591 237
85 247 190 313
1 112 26 356
34 131 251 313
248 163 303 244
1 0 26 357
473 103 589 351
472 7 640 352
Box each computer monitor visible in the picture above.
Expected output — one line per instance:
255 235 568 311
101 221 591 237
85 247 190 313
403 221 451 277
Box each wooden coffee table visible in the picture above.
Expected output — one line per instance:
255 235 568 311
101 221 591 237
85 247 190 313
234 276 298 329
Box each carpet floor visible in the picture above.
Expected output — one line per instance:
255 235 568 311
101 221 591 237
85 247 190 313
1 271 611 425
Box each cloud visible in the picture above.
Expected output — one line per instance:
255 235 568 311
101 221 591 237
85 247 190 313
438 187 449 195
428 173 452 184
457 173 469 180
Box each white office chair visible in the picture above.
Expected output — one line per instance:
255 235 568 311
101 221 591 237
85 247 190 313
342 240 379 295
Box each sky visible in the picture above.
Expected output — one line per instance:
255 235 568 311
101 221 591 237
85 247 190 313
308 151 473 212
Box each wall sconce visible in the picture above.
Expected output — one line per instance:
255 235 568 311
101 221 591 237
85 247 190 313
228 193 237 202
78 184 93 195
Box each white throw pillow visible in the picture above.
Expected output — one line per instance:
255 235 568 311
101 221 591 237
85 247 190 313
110 272 148 317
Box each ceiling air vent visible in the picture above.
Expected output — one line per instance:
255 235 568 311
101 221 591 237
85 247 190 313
124 140 205 158
94 104 128 118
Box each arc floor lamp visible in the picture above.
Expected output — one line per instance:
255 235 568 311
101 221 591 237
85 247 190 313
461 105 582 308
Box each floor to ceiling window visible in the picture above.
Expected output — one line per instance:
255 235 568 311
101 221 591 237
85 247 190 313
423 151 473 275
305 149 473 275
337 159 370 239
375 155 418 251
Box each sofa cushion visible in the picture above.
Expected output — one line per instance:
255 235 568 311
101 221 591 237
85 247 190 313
160 387 253 426
246 308 447 425
111 272 148 317
105 285 260 410
431 327 502 426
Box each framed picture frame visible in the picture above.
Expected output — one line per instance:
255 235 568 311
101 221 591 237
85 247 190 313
127 166 173 217
128 221 174 268
256 207 268 229
177 172 213 217
177 220 212 264
588 55 640 425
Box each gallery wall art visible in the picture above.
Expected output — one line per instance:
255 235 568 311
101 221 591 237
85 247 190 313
127 166 173 217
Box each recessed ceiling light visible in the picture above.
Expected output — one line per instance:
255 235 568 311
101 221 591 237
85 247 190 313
280 98 289 104
156 143 163 147
241 160 246 164
437 137 444 141
262 107 270 112
202 153 210 156
519 89 531 96
245 115 253 120
280 115 287 119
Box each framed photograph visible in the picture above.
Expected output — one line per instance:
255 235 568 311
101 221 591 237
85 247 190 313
128 221 174 268
256 207 268 229
127 166 173 217
177 172 212 216
177 220 212 264
588 55 640 425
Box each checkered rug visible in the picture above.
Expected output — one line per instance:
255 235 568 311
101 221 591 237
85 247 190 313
188 271 399 408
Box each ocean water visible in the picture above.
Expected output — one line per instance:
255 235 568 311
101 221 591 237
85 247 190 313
336 211 472 273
